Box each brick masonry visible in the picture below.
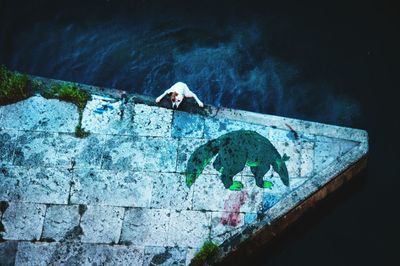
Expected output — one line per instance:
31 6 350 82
0 77 368 265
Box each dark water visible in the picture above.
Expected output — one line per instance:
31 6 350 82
1 0 398 265
1 0 368 127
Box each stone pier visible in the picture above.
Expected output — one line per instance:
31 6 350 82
0 77 368 265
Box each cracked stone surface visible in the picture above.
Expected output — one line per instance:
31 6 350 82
133 104 173 137
70 169 152 207
150 173 193 210
12 131 58 168
80 205 124 244
100 135 178 172
81 95 135 135
1 202 46 241
210 211 245 245
204 117 270 139
0 241 18 266
0 166 71 204
15 242 144 266
143 246 187 266
167 210 211 248
172 111 205 138
0 128 19 165
0 96 78 133
42 205 80 241
120 208 170 246
0 77 368 265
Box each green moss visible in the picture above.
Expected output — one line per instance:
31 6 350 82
75 124 90 138
43 83 90 113
43 83 91 138
1 66 91 138
190 241 219 266
0 65 32 105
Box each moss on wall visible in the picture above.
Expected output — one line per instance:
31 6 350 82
0 66 32 105
190 241 219 266
0 65 90 138
42 83 91 138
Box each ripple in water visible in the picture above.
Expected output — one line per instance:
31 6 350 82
0 1 361 127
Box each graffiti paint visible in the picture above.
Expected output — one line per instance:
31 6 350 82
185 130 290 190
263 194 280 210
285 123 299 140
94 104 114 114
221 191 248 226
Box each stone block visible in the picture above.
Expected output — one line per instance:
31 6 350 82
262 193 282 210
133 137 178 172
210 211 245 245
268 127 317 178
192 174 243 212
133 104 173 137
70 169 152 207
204 117 269 139
291 180 319 202
81 96 135 135
120 208 170 246
80 205 124 244
244 213 258 224
313 136 358 173
268 127 296 142
176 138 208 173
42 205 80 241
100 136 137 170
0 166 71 204
1 202 46 241
143 246 187 266
0 241 18 266
15 242 144 266
12 131 104 169
176 138 221 176
14 242 56 266
172 111 205 138
241 174 308 197
12 131 58 167
168 210 211 248
0 96 78 133
93 245 144 266
300 141 315 177
268 140 301 177
101 136 178 172
0 128 19 165
53 133 105 169
87 244 144 265
265 192 299 221
150 173 193 210
238 175 264 213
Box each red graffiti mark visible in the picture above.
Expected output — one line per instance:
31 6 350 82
221 191 248 227
285 123 299 140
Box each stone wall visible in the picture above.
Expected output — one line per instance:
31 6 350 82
0 77 368 265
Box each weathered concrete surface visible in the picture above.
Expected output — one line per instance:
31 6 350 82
0 76 368 265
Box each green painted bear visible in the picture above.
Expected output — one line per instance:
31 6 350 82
185 130 290 191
